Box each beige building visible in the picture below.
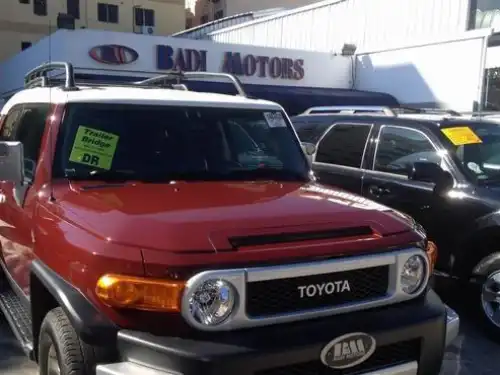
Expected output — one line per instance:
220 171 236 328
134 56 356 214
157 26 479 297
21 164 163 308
185 0 320 28
0 0 185 62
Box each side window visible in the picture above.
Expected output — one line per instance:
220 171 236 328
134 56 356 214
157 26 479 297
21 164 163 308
0 108 23 140
14 105 50 182
316 123 372 168
374 126 438 175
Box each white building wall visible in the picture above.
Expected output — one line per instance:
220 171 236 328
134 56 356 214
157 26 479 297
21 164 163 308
355 29 491 112
208 0 472 52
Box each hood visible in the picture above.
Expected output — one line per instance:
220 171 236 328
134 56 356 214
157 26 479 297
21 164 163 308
54 181 413 252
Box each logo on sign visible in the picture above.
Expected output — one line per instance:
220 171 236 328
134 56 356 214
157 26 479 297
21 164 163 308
320 332 376 369
222 52 304 80
157 45 207 72
89 45 139 65
155 45 305 80
297 280 350 298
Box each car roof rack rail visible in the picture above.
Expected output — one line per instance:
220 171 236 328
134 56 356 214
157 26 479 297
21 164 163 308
395 107 462 116
24 61 77 90
463 111 500 117
136 71 247 97
22 62 247 96
301 105 397 116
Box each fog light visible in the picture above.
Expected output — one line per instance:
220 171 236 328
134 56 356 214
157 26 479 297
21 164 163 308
187 279 236 326
401 255 426 294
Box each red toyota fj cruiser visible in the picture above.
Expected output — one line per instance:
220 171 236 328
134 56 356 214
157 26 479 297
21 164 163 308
0 62 458 375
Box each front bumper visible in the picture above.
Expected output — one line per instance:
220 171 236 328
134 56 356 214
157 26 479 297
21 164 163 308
445 304 460 347
98 361 420 375
96 290 459 375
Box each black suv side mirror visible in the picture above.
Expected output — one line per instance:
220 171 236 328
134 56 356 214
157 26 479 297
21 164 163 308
408 161 454 194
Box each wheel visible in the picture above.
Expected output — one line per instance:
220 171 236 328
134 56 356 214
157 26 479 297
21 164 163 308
479 269 500 341
38 307 112 375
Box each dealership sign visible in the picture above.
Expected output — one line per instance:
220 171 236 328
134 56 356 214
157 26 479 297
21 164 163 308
156 45 305 81
89 45 139 65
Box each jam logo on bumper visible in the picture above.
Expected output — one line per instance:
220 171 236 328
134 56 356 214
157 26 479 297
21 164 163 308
320 332 376 369
89 45 139 65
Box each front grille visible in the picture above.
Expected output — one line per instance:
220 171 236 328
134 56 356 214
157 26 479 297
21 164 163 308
255 339 420 375
246 266 389 317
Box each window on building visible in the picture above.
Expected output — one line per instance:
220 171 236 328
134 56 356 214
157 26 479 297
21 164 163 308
200 14 209 24
97 3 119 23
19 0 30 4
134 7 155 26
373 126 438 175
186 18 193 29
214 10 224 20
33 0 47 16
469 0 500 29
316 124 371 168
67 0 80 19
21 41 32 50
58 12 76 29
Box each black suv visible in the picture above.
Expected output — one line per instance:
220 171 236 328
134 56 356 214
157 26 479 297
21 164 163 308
292 106 500 336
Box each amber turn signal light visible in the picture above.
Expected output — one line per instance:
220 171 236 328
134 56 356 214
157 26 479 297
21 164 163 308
425 241 438 274
96 274 185 312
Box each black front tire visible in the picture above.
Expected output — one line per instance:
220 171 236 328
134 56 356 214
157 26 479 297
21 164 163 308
38 307 112 375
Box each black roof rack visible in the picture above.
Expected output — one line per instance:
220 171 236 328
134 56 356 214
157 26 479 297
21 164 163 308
23 62 248 97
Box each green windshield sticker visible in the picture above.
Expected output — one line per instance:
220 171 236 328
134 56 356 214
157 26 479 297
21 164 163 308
69 126 119 170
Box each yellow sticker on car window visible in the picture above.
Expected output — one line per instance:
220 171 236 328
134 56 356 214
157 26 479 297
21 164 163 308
441 126 482 146
69 126 119 170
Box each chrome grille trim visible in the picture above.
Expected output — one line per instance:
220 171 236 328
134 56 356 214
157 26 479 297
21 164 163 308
181 248 429 331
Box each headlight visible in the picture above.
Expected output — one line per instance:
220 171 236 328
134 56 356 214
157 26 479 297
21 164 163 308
188 279 236 326
400 255 426 294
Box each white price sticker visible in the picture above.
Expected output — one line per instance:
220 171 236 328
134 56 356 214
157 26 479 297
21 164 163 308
263 111 287 128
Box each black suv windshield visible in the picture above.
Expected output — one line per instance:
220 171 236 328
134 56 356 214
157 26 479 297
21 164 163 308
441 121 500 183
53 103 309 182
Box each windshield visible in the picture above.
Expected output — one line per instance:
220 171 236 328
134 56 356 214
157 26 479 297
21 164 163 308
53 103 310 182
440 122 500 183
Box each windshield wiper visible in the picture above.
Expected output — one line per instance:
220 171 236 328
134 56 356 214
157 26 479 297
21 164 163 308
64 169 176 183
64 169 217 183
65 169 137 181
218 168 309 182
64 168 309 183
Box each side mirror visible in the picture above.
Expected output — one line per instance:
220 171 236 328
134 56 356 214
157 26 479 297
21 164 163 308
408 161 453 194
301 142 316 156
0 141 24 184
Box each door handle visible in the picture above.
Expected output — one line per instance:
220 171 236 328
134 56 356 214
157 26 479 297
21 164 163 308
369 185 391 196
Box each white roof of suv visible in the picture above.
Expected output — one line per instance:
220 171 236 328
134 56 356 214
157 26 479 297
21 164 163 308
1 62 283 115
